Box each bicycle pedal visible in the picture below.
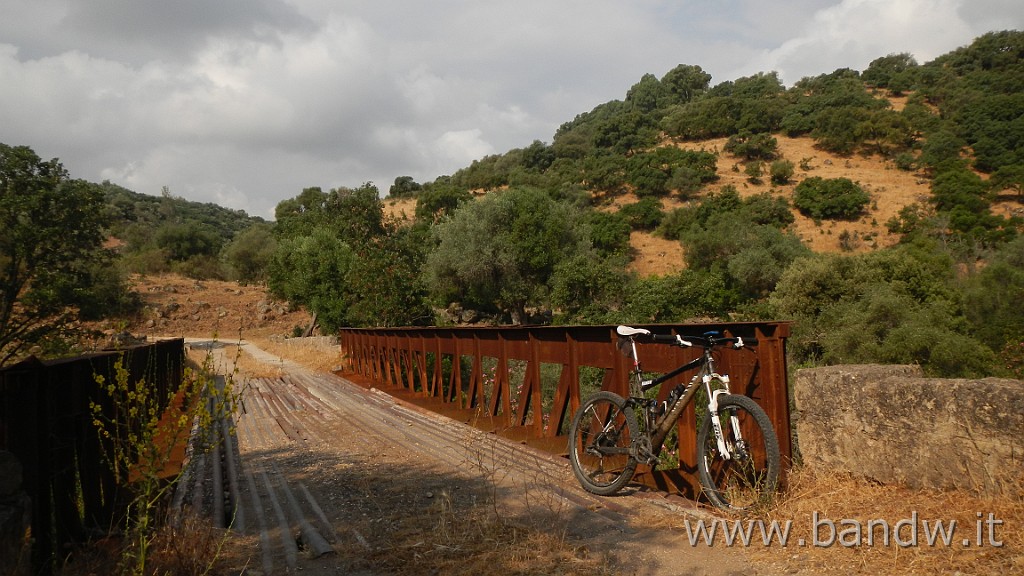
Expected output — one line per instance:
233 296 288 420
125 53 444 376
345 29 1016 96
635 448 659 467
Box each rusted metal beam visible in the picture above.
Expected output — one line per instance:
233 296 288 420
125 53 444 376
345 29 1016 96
337 322 791 499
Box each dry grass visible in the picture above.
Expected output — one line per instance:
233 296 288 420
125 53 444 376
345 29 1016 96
58 511 229 576
340 490 615 576
633 467 1024 574
226 345 282 379
246 337 340 373
147 513 232 575
747 467 1024 575
342 428 620 576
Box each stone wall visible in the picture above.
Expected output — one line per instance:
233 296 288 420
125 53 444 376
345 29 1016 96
793 365 1023 495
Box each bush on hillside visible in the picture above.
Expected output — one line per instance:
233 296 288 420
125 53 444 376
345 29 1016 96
618 197 664 230
793 177 870 220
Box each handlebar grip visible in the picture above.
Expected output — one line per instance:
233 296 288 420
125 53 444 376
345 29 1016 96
651 334 678 344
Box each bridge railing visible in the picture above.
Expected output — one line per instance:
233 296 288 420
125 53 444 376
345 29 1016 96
337 322 791 499
0 339 185 572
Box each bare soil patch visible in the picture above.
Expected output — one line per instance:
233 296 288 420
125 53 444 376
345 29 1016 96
107 274 313 342
628 231 687 276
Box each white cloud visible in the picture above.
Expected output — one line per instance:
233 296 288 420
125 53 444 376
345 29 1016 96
0 0 1020 218
740 0 1023 83
434 129 495 168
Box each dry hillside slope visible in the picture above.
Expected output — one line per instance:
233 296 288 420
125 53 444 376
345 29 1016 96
384 134 939 277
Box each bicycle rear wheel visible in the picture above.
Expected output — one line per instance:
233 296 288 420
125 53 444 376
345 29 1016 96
567 391 639 496
697 394 780 510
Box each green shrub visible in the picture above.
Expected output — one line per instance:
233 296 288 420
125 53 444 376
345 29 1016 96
893 151 917 171
793 177 870 220
583 211 631 256
724 132 778 160
769 159 795 184
619 197 664 230
768 247 1000 377
744 161 764 184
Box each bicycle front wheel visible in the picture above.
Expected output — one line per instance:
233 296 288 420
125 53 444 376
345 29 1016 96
567 391 639 496
697 394 780 510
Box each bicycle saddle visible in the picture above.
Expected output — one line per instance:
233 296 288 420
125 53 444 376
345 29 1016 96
616 325 651 337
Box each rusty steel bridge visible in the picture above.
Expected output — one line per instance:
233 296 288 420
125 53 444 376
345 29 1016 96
337 321 792 499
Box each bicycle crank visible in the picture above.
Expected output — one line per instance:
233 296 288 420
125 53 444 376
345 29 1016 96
630 437 658 466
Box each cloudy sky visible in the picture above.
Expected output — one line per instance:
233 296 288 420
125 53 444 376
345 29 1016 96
1 1 1020 219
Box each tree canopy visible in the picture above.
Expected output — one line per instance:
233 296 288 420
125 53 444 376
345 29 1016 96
268 184 431 330
0 144 122 365
768 244 995 376
423 187 586 324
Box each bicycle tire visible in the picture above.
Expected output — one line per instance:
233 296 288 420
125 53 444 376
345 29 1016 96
567 391 639 496
697 394 780 510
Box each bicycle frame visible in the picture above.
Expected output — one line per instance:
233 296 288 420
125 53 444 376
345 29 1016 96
623 336 733 459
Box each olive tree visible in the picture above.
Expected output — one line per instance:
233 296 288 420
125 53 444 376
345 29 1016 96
423 187 584 324
268 228 354 331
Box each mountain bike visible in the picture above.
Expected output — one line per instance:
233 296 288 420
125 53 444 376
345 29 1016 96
567 325 780 510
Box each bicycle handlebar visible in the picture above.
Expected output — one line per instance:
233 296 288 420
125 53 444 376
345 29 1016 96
616 325 758 349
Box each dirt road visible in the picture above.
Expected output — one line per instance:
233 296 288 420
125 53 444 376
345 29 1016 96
180 339 759 576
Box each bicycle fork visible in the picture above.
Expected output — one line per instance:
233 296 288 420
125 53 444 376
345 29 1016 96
706 375 740 461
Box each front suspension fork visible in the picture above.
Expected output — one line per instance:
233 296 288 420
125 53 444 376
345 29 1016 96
707 376 740 460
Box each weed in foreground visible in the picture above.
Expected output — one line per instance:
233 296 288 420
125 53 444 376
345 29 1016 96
85 344 241 576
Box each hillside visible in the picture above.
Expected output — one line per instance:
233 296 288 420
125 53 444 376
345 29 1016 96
116 132 907 338
117 132 928 340
100 32 1024 324
386 133 933 277
102 182 266 243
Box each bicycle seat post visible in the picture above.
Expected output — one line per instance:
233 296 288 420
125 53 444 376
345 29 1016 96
627 337 645 397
